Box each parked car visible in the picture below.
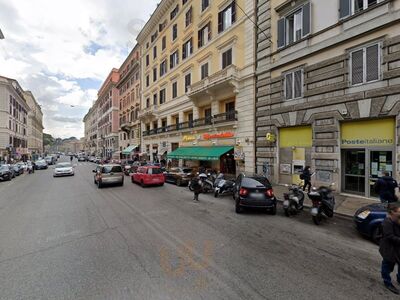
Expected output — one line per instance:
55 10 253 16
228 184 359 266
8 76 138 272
164 167 194 186
53 162 75 177
12 164 23 176
15 162 27 172
131 166 165 187
354 202 387 244
78 156 87 162
233 173 277 214
93 164 124 188
45 156 55 165
35 159 48 170
0 165 12 181
88 156 95 162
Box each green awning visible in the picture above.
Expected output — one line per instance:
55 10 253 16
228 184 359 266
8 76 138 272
122 145 138 155
167 146 233 161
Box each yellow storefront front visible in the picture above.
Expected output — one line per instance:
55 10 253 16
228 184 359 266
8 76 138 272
341 118 395 198
278 126 313 184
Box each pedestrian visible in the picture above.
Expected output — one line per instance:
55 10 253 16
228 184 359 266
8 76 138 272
301 166 312 192
375 171 398 203
70 155 73 162
379 202 400 294
191 174 205 201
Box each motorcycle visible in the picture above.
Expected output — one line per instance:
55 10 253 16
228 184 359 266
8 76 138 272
214 174 235 198
282 183 305 217
307 184 335 225
189 173 214 193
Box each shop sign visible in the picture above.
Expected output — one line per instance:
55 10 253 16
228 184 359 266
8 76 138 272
203 132 234 140
234 146 245 161
182 135 196 142
266 132 276 143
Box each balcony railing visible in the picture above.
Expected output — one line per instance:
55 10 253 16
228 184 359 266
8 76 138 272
142 111 237 137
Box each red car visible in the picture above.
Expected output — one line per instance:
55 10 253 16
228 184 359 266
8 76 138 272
131 166 165 187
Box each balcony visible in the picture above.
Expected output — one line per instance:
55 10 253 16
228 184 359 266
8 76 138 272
138 105 159 121
142 111 237 137
187 65 240 102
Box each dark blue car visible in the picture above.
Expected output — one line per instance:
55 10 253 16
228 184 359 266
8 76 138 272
354 202 387 244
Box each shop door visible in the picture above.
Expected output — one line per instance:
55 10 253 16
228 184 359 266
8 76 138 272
369 150 393 198
343 149 366 195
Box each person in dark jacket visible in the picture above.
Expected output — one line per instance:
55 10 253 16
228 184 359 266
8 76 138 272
301 166 312 192
380 202 400 294
375 172 398 203
191 175 204 201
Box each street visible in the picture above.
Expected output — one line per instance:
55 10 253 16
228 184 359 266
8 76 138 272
0 158 393 299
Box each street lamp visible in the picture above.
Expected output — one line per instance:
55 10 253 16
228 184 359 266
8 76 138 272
0 29 4 39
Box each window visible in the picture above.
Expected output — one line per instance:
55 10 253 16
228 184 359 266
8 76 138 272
146 75 150 87
153 46 157 59
153 67 157 82
170 5 179 20
284 69 303 100
159 89 166 104
162 36 166 50
183 0 188 4
185 7 192 27
222 48 232 69
160 60 168 77
277 3 311 48
351 43 380 85
201 63 209 79
202 0 209 11
153 93 158 106
170 50 179 69
204 107 212 124
340 0 382 18
184 73 191 93
159 20 166 32
172 24 178 41
172 81 178 98
198 22 212 48
218 1 236 33
182 38 193 60
146 98 150 108
151 31 158 43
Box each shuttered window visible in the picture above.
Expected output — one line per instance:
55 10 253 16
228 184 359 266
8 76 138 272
277 3 311 49
284 69 303 100
351 43 380 85
341 0 382 18
218 1 236 33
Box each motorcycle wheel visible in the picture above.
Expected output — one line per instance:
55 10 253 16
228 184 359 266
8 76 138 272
214 191 219 198
188 183 194 191
284 208 290 217
312 214 322 225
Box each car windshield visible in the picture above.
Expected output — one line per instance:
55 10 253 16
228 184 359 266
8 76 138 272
148 168 163 174
56 163 72 168
242 176 271 188
0 166 8 171
102 166 122 173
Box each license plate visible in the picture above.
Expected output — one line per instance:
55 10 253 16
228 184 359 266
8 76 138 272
250 193 264 200
283 200 289 207
311 207 319 216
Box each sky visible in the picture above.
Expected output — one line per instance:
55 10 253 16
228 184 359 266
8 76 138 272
0 0 159 139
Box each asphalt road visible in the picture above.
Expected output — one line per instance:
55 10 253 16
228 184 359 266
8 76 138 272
0 158 394 299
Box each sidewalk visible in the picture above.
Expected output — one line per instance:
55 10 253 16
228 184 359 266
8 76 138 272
272 184 377 218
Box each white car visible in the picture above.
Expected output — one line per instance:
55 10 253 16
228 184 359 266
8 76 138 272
53 162 74 177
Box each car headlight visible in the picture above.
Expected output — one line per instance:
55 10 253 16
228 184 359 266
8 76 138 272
357 210 371 220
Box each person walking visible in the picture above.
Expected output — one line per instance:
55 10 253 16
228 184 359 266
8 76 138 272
301 166 312 192
70 155 73 163
380 202 400 294
375 171 398 203
190 175 203 202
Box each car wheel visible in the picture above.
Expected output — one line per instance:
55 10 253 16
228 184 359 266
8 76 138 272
235 202 244 214
141 180 145 188
159 183 164 186
269 205 277 215
176 179 181 186
131 177 135 183
119 181 124 187
312 214 322 225
97 181 102 189
372 224 383 245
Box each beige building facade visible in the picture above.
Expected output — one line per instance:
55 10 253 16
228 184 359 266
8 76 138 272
137 0 256 174
23 91 44 158
83 105 98 155
255 0 400 198
117 45 142 159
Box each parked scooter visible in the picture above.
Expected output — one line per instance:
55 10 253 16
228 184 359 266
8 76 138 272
282 183 305 216
200 173 214 193
214 174 235 198
307 184 335 225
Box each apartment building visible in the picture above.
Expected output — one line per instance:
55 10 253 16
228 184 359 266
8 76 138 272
137 0 256 174
83 105 98 155
96 69 120 159
117 45 142 159
255 0 400 198
0 76 30 161
23 91 44 158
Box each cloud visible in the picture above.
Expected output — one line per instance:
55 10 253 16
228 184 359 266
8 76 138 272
0 0 159 138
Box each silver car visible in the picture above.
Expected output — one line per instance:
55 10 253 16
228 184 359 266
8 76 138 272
93 164 124 188
53 162 74 177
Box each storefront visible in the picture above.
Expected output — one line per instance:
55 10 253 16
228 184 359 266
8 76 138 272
278 126 312 184
341 118 395 198
121 144 139 160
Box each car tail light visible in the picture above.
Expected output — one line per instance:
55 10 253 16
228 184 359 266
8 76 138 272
265 189 274 198
239 188 248 197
